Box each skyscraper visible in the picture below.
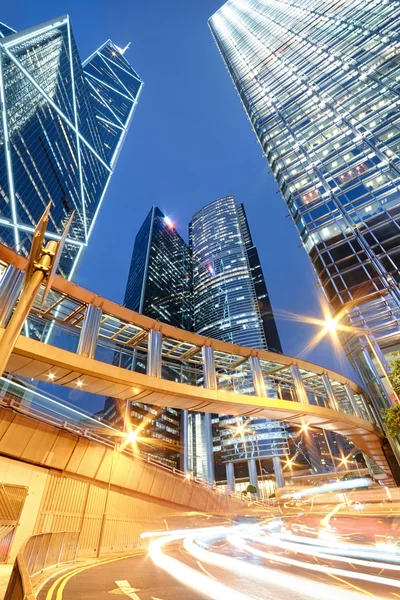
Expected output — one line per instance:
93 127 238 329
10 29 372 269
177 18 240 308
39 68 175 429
100 206 193 468
209 1 400 430
0 15 142 279
189 196 288 489
124 206 192 330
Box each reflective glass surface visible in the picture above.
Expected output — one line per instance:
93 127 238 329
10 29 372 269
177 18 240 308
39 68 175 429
209 0 400 406
0 18 142 278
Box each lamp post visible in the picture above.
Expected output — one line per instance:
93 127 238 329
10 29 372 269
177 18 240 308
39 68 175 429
97 429 138 557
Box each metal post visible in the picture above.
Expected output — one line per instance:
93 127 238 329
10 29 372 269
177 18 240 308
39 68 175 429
249 356 266 397
0 265 23 328
321 373 340 411
97 443 117 558
77 304 102 359
202 345 217 390
0 240 58 376
226 461 235 492
290 365 309 404
201 346 216 485
182 409 189 473
57 532 66 566
248 458 258 494
203 413 215 484
272 455 285 489
147 329 162 378
344 384 363 418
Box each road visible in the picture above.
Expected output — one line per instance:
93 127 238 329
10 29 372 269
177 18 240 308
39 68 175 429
39 515 400 600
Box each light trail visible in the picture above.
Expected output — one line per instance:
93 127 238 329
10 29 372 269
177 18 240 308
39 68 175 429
145 523 400 600
282 478 372 499
148 531 254 600
228 534 400 590
265 530 400 564
183 534 372 600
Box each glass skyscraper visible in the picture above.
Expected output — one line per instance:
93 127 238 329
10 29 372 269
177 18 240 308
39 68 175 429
124 206 193 330
189 196 288 488
209 1 400 428
99 206 192 468
0 15 142 278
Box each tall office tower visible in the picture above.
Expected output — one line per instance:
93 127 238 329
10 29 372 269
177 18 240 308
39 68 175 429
100 207 193 468
124 207 192 330
0 15 142 279
209 2 400 439
189 196 288 489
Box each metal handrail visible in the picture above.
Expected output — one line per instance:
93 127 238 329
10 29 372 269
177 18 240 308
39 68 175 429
4 531 80 600
0 394 235 497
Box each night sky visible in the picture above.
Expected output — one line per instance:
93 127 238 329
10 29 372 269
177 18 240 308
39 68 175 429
2 1 355 382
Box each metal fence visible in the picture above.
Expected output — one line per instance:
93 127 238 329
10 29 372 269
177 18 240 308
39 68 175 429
4 531 80 600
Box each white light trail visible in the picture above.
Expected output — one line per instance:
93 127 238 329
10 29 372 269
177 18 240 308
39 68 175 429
148 533 252 600
229 534 400 590
284 478 372 499
183 535 370 600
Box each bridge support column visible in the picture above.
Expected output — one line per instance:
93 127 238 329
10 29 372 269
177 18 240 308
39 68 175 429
201 346 216 485
0 265 23 327
344 384 363 418
321 373 339 411
248 458 258 493
77 305 102 359
147 330 162 378
273 455 285 489
226 461 235 492
182 410 188 473
249 356 266 397
290 365 309 404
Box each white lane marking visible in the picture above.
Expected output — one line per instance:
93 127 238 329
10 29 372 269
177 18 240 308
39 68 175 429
114 581 141 599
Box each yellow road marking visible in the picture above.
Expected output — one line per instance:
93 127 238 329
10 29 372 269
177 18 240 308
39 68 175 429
196 560 217 580
327 572 376 597
45 551 146 600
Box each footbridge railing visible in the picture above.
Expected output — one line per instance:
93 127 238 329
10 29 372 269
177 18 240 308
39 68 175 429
0 243 392 478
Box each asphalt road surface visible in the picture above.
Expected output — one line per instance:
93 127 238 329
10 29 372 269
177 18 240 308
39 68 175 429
38 518 400 600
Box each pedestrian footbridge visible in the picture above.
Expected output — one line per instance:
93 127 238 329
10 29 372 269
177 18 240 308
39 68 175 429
0 244 392 479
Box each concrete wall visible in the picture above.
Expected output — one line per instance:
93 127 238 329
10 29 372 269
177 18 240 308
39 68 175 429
0 408 246 561
33 470 201 557
0 457 48 562
0 408 243 516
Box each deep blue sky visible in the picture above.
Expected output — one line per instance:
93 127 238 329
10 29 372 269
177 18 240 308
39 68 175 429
3 1 354 380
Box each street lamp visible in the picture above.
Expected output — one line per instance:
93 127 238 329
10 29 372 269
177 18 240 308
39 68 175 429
97 426 140 557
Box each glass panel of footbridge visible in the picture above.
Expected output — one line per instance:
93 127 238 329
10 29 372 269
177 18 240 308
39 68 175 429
354 393 371 421
298 369 332 408
214 352 255 395
26 288 83 352
258 360 297 401
160 337 203 386
96 315 148 373
330 380 354 415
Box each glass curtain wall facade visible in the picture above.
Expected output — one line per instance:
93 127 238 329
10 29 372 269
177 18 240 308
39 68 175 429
189 196 288 487
209 1 400 434
0 15 142 279
124 206 193 329
100 207 193 468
